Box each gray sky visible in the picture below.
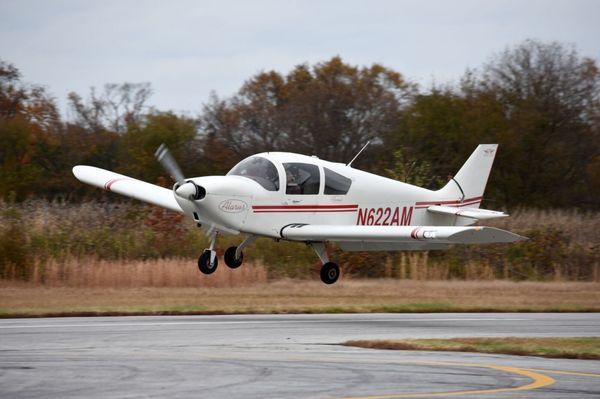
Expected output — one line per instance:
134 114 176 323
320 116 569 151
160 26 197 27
1 0 599 116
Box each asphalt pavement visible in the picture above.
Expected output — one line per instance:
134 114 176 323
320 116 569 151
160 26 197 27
1 313 599 398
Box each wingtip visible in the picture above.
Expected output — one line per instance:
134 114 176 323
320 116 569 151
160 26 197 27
504 230 528 243
72 165 84 179
72 165 97 181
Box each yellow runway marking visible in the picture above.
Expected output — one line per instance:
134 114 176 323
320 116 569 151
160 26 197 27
525 368 600 378
206 354 600 398
342 361 555 398
210 356 560 399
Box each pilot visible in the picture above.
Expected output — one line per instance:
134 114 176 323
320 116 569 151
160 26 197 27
286 168 302 194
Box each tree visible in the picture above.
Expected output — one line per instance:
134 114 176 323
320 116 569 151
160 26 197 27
117 111 198 184
395 40 600 209
200 57 415 170
479 40 600 208
67 82 152 134
0 61 27 119
385 147 443 188
0 60 62 200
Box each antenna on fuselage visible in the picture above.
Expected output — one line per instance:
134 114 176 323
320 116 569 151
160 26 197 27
346 140 371 167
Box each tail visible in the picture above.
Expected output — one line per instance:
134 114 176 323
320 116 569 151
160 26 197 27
437 144 498 208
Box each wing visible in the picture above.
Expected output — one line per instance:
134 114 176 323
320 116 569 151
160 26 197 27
73 165 183 213
426 205 508 220
280 224 525 245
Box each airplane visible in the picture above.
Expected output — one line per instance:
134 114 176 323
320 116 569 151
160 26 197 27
72 143 525 284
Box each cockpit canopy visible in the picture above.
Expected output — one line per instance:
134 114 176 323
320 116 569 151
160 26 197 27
228 154 352 195
227 156 280 191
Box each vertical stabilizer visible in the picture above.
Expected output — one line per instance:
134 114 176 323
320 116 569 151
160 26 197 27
437 144 498 207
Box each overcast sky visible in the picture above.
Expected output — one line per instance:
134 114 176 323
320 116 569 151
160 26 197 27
1 0 599 116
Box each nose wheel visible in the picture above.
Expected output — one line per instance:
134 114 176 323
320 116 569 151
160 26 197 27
198 250 218 274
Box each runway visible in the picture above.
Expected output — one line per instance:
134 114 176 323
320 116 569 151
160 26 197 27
1 313 599 398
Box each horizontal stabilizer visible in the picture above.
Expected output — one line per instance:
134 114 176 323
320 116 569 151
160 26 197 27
427 205 508 220
280 224 526 244
73 165 182 213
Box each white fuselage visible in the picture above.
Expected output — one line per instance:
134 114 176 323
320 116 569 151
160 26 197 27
175 152 480 239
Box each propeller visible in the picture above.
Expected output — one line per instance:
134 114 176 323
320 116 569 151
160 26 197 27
155 144 185 183
154 144 205 200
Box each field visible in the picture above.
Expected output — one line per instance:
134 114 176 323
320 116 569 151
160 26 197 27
1 202 599 317
2 279 599 317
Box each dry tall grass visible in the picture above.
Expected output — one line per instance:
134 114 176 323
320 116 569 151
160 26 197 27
378 253 497 280
22 257 268 288
1 201 599 283
488 208 600 244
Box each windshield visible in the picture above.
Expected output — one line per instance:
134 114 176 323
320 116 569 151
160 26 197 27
227 156 280 191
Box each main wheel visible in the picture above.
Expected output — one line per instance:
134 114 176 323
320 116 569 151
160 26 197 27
198 250 218 274
320 262 340 284
224 246 243 269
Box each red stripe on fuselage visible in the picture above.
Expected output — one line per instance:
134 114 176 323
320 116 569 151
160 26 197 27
253 209 358 213
252 204 358 210
252 204 358 213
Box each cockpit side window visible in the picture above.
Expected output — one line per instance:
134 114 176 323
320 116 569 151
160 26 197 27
324 167 351 195
227 157 280 191
283 163 320 195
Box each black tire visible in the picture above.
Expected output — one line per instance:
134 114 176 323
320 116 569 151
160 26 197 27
224 246 243 269
320 262 340 285
198 250 218 274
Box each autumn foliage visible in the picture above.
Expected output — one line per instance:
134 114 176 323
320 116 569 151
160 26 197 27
1 40 599 209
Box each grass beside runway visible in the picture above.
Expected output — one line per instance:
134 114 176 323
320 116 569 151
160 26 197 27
345 337 600 360
1 280 599 317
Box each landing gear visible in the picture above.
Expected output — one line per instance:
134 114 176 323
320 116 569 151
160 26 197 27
198 250 218 274
198 232 218 274
224 235 257 269
320 262 340 285
309 242 341 285
224 246 243 269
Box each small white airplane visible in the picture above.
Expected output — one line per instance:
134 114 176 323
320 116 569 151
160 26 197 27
73 143 525 284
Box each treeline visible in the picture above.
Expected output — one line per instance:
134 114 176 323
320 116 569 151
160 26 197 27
1 39 599 209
